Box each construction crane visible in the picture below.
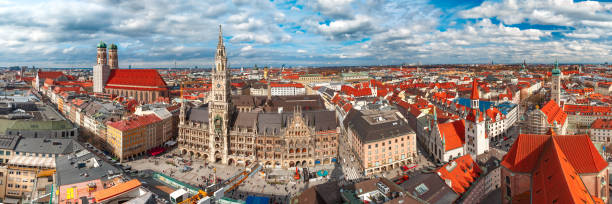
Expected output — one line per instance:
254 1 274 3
177 190 207 204
226 172 248 192
172 164 261 204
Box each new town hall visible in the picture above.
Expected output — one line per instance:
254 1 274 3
178 26 339 168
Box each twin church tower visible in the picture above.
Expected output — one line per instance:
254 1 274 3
93 42 119 93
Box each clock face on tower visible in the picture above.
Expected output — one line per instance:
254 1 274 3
217 83 221 88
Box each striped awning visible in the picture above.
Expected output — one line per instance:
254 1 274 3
8 155 56 168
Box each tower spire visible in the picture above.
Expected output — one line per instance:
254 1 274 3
432 107 437 122
218 25 223 46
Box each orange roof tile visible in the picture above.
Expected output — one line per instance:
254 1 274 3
105 69 167 90
438 120 466 151
38 71 65 80
540 100 567 126
502 134 607 174
107 114 161 132
530 136 599 204
470 78 479 100
466 109 484 123
436 155 482 194
485 107 504 122
93 179 141 202
564 104 612 116
591 118 612 129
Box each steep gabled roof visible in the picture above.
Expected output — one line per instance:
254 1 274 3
438 120 465 151
502 134 607 174
501 134 549 172
38 71 65 80
554 135 608 173
540 100 567 126
531 137 599 204
485 107 504 122
105 69 167 90
436 155 482 194
470 78 479 100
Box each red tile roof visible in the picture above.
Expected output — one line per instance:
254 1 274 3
436 155 481 194
438 120 466 151
591 118 612 129
540 100 567 126
105 69 168 90
107 114 161 132
21 76 35 82
470 78 479 100
564 104 612 116
38 71 65 80
530 136 602 204
54 86 83 94
342 103 353 113
502 134 607 174
485 107 504 122
93 179 142 202
271 83 304 88
466 109 484 123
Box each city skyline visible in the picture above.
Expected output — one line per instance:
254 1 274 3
0 0 611 68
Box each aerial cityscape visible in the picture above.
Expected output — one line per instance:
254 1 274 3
0 0 611 204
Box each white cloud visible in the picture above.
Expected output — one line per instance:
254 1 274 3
0 0 610 67
62 47 76 54
313 15 374 40
460 0 612 28
241 45 253 52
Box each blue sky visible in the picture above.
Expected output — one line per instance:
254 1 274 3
0 0 610 68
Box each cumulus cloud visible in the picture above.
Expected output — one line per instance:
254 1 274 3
0 0 610 67
241 45 253 52
460 0 612 28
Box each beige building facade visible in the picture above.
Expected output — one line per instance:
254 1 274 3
177 27 339 169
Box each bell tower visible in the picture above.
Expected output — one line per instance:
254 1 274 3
208 25 232 164
471 78 479 110
551 60 561 105
108 44 118 69
93 41 110 93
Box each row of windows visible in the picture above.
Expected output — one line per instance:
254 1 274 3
368 143 409 155
0 150 11 156
14 152 56 157
367 154 407 167
367 137 407 149
7 184 28 189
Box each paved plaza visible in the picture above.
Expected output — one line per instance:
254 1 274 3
123 131 438 203
126 151 338 203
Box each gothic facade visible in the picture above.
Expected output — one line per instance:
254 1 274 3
177 26 339 168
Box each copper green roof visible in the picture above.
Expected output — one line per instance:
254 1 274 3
109 44 117 50
552 60 561 76
97 41 107 48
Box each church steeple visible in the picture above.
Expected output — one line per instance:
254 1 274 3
551 59 561 105
471 78 479 110
209 24 231 164
218 25 224 47
215 25 227 73
552 59 561 76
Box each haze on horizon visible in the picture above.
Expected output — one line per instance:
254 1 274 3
0 0 611 68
